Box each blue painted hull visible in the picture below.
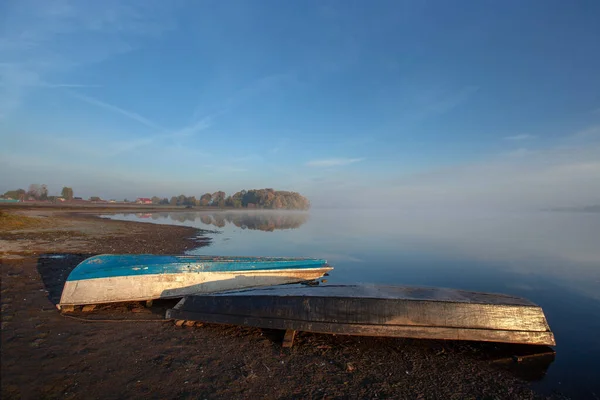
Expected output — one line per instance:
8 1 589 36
67 255 328 281
58 255 332 307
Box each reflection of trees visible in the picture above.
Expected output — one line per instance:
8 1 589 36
137 211 308 231
222 212 308 231
155 211 309 231
168 212 198 223
213 214 226 228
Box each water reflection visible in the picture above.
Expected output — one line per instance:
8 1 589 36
106 209 600 398
122 211 309 231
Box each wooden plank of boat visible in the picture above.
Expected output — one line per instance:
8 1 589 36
166 284 555 346
57 255 331 309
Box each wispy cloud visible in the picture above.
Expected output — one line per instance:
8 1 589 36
186 73 293 137
504 134 536 141
0 79 100 89
307 141 600 210
426 86 480 115
66 88 216 155
306 158 365 167
400 85 480 124
203 165 249 173
573 125 600 139
40 83 101 88
108 137 156 156
170 117 212 138
0 1 175 119
69 91 165 131
503 148 536 157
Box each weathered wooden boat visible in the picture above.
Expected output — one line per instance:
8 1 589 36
166 284 555 346
57 255 331 309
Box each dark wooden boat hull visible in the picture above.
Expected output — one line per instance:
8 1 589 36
166 284 555 346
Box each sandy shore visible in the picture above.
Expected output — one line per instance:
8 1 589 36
1 207 561 399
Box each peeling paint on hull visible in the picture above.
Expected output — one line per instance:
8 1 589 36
58 259 332 308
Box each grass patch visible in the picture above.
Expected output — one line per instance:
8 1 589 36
0 211 54 231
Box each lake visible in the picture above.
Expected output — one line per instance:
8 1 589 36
107 209 600 398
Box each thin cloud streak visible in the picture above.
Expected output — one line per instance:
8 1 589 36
41 83 101 88
0 1 175 119
0 81 100 89
505 134 536 141
187 73 292 137
426 86 480 115
68 91 165 131
306 158 365 167
504 148 536 157
171 117 212 138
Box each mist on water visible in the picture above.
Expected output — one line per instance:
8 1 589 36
305 141 600 211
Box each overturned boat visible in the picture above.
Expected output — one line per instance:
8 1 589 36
58 255 331 309
167 284 556 346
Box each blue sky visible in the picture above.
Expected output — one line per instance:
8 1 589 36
1 0 599 208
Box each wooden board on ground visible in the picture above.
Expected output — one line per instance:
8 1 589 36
282 329 297 348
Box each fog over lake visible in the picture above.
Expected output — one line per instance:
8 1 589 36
108 208 600 397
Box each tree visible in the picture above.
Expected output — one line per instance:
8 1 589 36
61 187 74 201
157 189 309 210
3 189 26 200
184 196 197 206
26 184 48 200
27 184 41 199
242 190 258 207
151 196 161 204
228 191 244 208
212 191 226 207
39 184 48 200
200 193 212 206
176 194 187 206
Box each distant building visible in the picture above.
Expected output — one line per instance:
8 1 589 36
136 198 152 204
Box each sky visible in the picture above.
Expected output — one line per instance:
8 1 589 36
1 0 599 208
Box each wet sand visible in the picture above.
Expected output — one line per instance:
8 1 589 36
1 207 562 399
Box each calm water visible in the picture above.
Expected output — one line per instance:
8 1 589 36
107 209 600 398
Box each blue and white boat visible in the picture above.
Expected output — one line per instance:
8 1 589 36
58 255 332 309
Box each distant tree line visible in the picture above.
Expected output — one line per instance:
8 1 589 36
150 189 310 210
1 184 74 201
1 185 310 210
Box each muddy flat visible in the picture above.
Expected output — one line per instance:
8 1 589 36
1 208 561 399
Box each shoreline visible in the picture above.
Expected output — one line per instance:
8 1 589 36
1 208 211 259
0 203 311 215
1 207 560 399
